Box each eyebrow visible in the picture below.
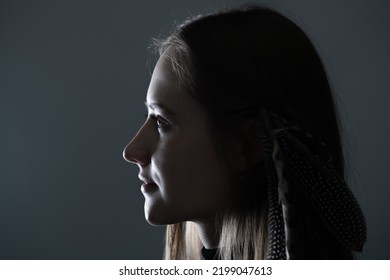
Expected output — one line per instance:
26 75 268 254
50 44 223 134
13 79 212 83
144 101 177 116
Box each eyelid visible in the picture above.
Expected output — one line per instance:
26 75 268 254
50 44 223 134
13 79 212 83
146 113 172 133
148 113 168 123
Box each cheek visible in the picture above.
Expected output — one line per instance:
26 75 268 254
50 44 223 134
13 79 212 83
153 132 230 217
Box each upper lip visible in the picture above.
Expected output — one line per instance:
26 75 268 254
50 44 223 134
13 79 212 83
138 175 155 185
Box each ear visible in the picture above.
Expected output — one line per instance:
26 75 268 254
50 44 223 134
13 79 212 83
234 119 265 171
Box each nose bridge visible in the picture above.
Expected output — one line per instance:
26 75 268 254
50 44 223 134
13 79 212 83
123 121 153 165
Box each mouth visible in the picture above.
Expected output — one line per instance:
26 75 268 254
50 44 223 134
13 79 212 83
138 176 158 193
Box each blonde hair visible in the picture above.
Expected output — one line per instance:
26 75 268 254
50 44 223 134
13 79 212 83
164 203 269 260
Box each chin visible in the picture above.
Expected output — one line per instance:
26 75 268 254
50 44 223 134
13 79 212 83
144 208 168 225
145 216 165 226
145 214 179 226
144 209 185 226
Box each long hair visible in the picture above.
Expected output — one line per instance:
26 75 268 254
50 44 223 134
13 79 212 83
153 4 353 259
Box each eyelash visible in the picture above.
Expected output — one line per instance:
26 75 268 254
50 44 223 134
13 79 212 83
145 114 171 132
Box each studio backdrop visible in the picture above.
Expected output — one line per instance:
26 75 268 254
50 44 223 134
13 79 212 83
0 0 389 259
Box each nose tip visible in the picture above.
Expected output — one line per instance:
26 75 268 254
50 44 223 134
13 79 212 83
122 143 136 164
122 140 150 166
123 122 152 166
122 146 129 162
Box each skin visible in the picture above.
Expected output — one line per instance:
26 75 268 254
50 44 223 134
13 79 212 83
122 49 234 249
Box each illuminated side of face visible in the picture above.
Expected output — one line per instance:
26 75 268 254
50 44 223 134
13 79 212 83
123 49 232 226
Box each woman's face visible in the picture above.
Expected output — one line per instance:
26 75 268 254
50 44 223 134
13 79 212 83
123 50 232 225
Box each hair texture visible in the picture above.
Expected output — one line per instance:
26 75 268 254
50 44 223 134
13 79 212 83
153 4 353 259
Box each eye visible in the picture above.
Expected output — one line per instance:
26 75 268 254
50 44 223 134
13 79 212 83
148 114 171 133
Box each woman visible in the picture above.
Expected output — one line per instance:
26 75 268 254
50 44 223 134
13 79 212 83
123 4 366 259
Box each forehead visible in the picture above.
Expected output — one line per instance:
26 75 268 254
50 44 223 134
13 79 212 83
147 52 178 98
145 50 211 125
146 51 191 111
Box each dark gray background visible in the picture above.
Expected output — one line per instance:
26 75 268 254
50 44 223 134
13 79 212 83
1 0 389 259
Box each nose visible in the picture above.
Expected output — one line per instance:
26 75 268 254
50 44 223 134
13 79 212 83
123 122 152 166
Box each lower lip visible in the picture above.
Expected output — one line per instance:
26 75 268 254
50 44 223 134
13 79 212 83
141 183 158 193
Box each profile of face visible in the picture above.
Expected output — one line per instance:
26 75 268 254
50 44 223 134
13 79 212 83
123 49 233 226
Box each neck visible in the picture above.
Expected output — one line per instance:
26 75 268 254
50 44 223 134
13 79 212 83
194 220 220 249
